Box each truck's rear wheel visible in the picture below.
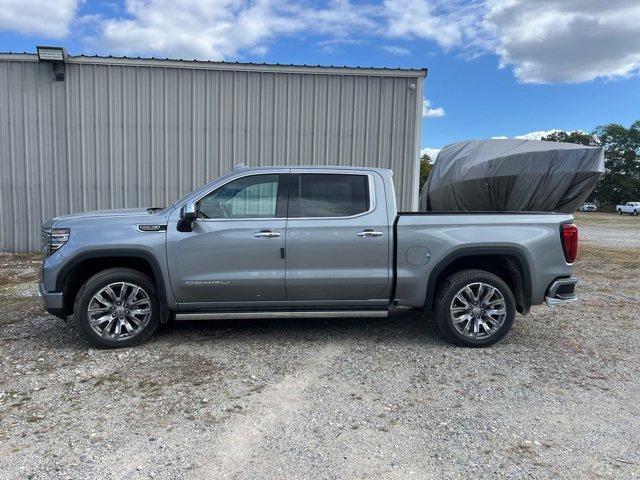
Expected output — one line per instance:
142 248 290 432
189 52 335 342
73 268 160 348
434 269 516 347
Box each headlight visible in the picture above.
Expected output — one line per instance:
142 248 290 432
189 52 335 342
42 228 70 257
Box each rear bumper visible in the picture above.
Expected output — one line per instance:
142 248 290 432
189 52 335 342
38 282 66 319
545 277 578 306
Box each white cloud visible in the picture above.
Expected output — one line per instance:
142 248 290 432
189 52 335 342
491 130 559 141
484 0 640 83
99 0 293 60
3 0 638 85
422 99 445 118
383 0 640 83
98 0 376 60
0 0 79 38
381 45 410 56
317 37 364 54
513 130 561 141
383 0 488 51
424 131 573 160
421 147 440 161
492 129 591 140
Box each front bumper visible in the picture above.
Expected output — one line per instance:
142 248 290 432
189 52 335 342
545 277 578 306
38 282 66 319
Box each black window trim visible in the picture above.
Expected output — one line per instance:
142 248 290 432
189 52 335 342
287 171 376 220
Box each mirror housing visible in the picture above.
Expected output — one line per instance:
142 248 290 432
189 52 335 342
178 202 197 232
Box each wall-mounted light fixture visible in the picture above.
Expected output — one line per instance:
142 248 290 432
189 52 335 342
36 46 67 81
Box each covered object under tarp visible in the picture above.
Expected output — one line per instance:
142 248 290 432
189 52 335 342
419 139 605 213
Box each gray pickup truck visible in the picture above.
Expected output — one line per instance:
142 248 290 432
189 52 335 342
39 166 578 348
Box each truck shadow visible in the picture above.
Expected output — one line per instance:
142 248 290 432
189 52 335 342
154 309 444 347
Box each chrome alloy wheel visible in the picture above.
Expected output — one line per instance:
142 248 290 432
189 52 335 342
449 282 507 339
87 282 151 341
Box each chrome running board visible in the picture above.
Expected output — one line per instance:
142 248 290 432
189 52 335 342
175 310 388 321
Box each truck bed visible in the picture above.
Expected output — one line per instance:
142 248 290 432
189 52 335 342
393 211 574 310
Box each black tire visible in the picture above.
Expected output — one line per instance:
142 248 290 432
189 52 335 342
433 269 516 347
618 209 622 215
634 210 638 216
73 268 160 348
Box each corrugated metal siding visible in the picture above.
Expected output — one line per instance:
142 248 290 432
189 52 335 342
0 58 424 252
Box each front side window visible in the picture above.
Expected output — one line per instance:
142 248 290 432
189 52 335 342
197 174 279 219
289 173 370 218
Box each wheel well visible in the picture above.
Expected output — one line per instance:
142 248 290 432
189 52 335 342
61 257 157 316
429 254 530 314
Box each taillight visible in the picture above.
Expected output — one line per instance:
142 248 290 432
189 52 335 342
561 223 578 263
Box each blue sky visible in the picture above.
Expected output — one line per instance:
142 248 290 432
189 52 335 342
1 0 639 153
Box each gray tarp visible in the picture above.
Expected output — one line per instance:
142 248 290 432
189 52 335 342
419 139 605 213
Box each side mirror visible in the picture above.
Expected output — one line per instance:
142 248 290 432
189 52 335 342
178 202 197 232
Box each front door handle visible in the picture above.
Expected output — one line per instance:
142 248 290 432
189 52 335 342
357 229 384 238
254 230 281 238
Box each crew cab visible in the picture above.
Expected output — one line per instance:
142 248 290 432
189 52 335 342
616 202 640 215
39 166 579 348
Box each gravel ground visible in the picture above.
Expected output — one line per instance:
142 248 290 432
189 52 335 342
0 213 638 479
574 211 640 248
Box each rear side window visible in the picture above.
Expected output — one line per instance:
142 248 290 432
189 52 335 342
289 174 370 218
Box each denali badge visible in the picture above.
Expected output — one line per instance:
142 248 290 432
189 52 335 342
186 280 230 286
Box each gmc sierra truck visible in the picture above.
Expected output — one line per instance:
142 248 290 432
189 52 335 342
39 166 579 348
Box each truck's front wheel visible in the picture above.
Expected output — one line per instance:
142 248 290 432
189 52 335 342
434 269 516 347
73 268 160 348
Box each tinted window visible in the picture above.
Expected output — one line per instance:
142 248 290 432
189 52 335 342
290 174 369 217
198 174 279 219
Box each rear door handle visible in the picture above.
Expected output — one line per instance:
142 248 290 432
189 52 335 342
254 230 281 238
357 229 384 238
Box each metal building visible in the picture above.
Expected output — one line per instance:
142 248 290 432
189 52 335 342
0 50 426 253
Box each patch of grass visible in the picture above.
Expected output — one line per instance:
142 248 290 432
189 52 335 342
4 392 32 410
93 371 125 387
137 379 162 397
157 353 225 387
577 243 640 270
574 212 640 228
508 440 538 458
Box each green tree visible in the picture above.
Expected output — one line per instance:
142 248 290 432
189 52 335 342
542 122 640 205
592 122 640 205
542 130 597 146
419 153 432 190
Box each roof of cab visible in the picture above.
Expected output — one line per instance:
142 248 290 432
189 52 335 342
234 165 393 175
